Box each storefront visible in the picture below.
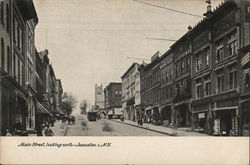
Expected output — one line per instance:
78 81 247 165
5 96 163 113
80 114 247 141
240 99 250 136
213 107 239 136
174 103 191 127
160 105 172 125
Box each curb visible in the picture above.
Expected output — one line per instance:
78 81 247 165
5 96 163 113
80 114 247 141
110 119 177 136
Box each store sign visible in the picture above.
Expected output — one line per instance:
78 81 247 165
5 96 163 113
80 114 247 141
246 1 250 22
198 113 205 119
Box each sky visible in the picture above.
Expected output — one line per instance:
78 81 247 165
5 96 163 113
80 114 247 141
34 0 223 107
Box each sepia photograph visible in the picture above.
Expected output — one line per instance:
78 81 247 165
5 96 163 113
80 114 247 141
0 0 249 164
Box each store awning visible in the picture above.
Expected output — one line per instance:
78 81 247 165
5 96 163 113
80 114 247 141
36 102 51 115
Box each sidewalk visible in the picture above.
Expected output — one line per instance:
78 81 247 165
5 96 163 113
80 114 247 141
112 119 208 136
51 120 68 136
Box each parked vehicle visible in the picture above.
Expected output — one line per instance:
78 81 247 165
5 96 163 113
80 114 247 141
107 108 123 119
87 112 97 121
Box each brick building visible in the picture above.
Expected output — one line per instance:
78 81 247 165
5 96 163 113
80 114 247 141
160 50 175 126
0 0 38 135
171 31 192 128
104 82 122 111
189 0 250 136
121 63 141 121
140 52 161 123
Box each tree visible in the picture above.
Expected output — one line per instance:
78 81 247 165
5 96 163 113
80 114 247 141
80 100 88 115
61 92 77 115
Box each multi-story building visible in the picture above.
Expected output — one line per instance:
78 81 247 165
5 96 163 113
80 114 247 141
121 63 141 121
141 52 161 123
171 31 192 128
237 0 250 136
104 82 122 112
0 0 38 135
95 84 105 109
190 0 250 136
55 79 63 113
160 50 175 126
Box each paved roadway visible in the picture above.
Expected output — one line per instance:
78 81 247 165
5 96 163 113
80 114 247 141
65 114 166 136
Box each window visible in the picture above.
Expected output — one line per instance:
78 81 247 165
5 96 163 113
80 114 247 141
169 87 173 98
187 57 190 71
13 18 16 42
170 69 173 80
204 49 210 67
162 73 164 83
166 71 168 82
216 40 224 63
181 61 185 74
244 73 249 90
216 70 224 93
229 65 237 89
1 1 4 25
196 54 202 72
166 88 169 99
162 90 165 100
229 40 237 56
195 78 202 98
7 46 10 73
6 4 9 32
1 38 4 69
204 74 211 96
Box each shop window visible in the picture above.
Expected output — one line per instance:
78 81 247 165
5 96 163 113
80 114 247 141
216 70 224 93
228 65 237 90
195 78 202 98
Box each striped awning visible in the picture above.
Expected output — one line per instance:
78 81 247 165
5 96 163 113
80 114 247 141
36 102 51 115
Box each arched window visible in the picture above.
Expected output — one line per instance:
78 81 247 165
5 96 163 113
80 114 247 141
1 38 4 69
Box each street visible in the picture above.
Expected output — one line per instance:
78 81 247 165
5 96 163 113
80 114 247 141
64 115 166 136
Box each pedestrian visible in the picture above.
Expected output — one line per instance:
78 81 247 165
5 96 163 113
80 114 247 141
44 125 54 136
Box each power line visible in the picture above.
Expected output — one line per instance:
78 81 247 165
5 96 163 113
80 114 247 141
133 0 203 18
146 37 177 42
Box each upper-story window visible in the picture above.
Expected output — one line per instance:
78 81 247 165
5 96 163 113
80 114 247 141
1 38 4 70
204 49 210 67
181 61 185 74
228 65 237 90
1 1 4 26
216 69 224 93
216 40 224 63
243 73 249 91
166 71 168 82
204 74 211 96
170 69 173 80
195 54 202 72
161 73 164 83
6 4 9 32
187 57 190 71
227 32 237 57
195 78 202 98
